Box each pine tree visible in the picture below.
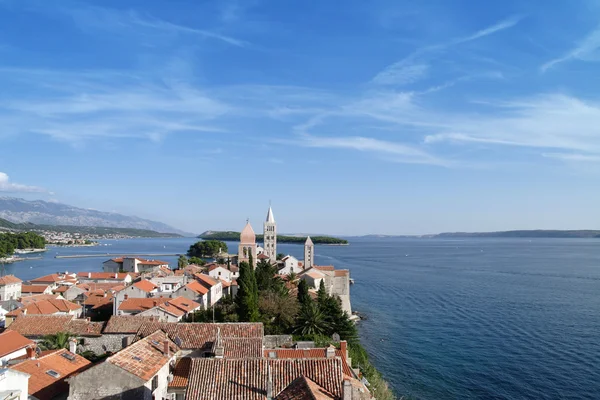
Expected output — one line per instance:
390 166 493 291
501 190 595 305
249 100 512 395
297 279 311 307
317 279 327 306
235 261 260 322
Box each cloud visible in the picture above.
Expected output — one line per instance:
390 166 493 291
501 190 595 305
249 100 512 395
0 172 46 193
372 63 429 86
455 15 523 44
542 153 600 162
541 24 600 72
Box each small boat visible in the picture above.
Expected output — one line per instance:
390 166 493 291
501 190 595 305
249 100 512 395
349 278 355 285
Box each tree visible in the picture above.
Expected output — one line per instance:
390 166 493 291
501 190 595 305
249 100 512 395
319 295 358 344
294 301 329 336
188 256 206 266
187 240 228 258
235 261 260 322
255 260 277 292
177 255 188 269
259 291 299 334
317 279 327 305
39 332 75 350
276 253 285 261
297 279 311 307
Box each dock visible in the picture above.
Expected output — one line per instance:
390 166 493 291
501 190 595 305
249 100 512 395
55 253 184 259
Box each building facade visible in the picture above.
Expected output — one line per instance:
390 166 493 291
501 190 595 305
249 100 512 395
238 221 257 268
263 206 277 261
0 275 22 302
304 236 314 270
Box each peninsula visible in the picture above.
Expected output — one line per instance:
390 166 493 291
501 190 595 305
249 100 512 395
199 230 349 245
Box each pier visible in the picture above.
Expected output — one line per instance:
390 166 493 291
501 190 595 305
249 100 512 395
55 253 184 259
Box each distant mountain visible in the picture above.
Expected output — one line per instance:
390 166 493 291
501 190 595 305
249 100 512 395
199 230 349 245
434 230 600 239
0 197 193 236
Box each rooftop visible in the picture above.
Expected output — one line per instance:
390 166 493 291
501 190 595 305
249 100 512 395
132 279 158 292
20 285 50 294
8 315 104 337
0 330 34 358
30 274 76 283
276 376 336 400
184 280 209 295
118 297 169 312
10 349 91 400
0 275 22 285
264 348 353 377
6 298 82 317
103 315 158 334
195 273 218 287
76 272 137 280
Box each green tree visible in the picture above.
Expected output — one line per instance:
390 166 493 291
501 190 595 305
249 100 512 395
259 291 299 334
235 261 260 322
294 301 329 336
297 279 311 307
187 240 228 258
276 253 285 260
317 279 327 305
319 295 358 343
188 256 206 266
177 255 188 269
38 332 75 350
255 259 277 292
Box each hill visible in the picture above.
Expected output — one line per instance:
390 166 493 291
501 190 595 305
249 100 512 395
0 197 192 236
434 230 600 239
199 230 349 245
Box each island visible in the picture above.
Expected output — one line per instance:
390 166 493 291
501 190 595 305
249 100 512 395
198 230 349 245
433 230 600 239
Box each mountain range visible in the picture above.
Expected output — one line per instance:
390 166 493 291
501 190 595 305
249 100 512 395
0 197 192 236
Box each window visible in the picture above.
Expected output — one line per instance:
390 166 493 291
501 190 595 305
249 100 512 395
46 370 61 378
176 394 185 400
152 375 159 391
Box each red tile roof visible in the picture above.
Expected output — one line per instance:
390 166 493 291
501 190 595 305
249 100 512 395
103 315 158 334
258 253 270 259
107 330 177 382
21 284 50 294
334 270 349 277
220 279 231 288
137 259 169 266
185 358 344 400
11 349 91 400
30 274 63 283
132 279 157 292
0 330 34 358
195 273 218 287
53 286 70 293
77 282 124 292
8 315 103 337
168 357 191 388
264 348 353 377
76 272 137 280
166 297 200 313
7 298 81 317
275 376 336 400
118 297 169 312
19 294 60 305
184 280 209 295
314 266 335 271
82 293 113 309
0 275 22 285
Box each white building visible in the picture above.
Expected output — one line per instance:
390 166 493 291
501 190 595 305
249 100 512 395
112 280 157 315
304 236 314 270
138 297 201 322
172 281 209 308
0 275 22 302
0 331 34 366
195 274 223 307
0 368 30 400
207 264 237 283
148 276 187 295
103 257 169 274
279 255 303 275
263 206 277 261
301 266 352 315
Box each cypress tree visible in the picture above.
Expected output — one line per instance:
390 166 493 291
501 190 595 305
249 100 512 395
297 279 311 307
317 279 327 306
235 261 260 322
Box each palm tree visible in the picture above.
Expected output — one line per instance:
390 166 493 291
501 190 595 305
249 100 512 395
294 302 330 336
288 271 298 286
38 332 75 350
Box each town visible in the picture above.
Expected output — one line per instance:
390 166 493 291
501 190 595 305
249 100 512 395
0 206 371 400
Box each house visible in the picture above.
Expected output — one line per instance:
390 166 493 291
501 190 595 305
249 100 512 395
101 315 158 351
28 273 77 290
138 297 201 322
148 275 187 295
194 274 223 306
0 275 22 301
174 264 205 277
76 272 137 285
117 297 169 316
171 281 209 308
81 290 114 320
279 255 303 275
11 348 90 400
300 266 352 315
0 300 23 328
219 279 232 297
103 257 169 274
67 330 178 400
300 268 326 289
20 284 53 296
113 280 157 315
0 331 34 366
0 368 30 400
5 298 82 324
207 264 238 283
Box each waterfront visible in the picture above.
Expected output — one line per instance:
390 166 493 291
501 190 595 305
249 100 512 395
4 236 600 399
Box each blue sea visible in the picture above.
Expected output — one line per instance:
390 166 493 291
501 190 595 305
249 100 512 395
5 237 600 399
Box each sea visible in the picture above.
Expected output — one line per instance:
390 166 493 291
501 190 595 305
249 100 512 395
4 236 600 400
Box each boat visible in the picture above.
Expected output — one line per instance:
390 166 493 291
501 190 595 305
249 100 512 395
349 278 355 284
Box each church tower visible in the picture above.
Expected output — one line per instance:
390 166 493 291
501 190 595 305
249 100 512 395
263 206 277 262
304 236 314 270
238 220 257 268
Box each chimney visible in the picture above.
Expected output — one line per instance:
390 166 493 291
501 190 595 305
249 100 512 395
124 294 128 300
153 300 157 307
115 273 118 279
88 272 91 278
340 340 347 358
26 346 36 360
266 364 273 400
213 327 224 359
326 345 335 358
163 340 170 358
343 379 352 400
69 338 77 354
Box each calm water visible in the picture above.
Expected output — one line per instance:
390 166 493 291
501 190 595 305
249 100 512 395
5 237 600 399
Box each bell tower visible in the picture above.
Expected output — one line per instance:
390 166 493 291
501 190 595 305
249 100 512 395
263 205 277 261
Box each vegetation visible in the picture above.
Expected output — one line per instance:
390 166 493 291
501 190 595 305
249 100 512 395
187 240 228 258
38 332 74 351
0 232 46 258
188 256 207 266
235 259 260 322
178 255 188 269
199 231 349 245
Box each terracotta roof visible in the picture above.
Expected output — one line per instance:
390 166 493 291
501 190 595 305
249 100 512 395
306 271 325 279
258 253 270 260
166 297 200 313
231 279 238 286
118 297 169 312
0 330 34 358
207 264 228 272
0 275 22 285
53 286 70 293
230 266 239 273
8 315 103 337
107 330 177 382
11 349 91 400
21 284 50 294
334 270 349 277
314 266 335 271
132 279 158 292
103 316 158 334
240 221 256 244
19 294 60 305
7 298 81 317
168 357 191 388
106 257 124 263
76 272 136 280
82 293 113 309
137 259 169 266
222 337 264 358
185 358 344 400
220 279 231 288
264 348 353 377
135 322 263 353
30 274 64 283
275 376 336 400
184 280 209 295
77 282 124 292
195 273 218 287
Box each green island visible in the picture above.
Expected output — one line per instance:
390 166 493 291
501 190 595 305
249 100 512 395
0 231 46 258
0 217 182 238
199 230 349 245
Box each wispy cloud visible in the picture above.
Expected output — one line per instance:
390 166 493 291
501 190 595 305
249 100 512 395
372 63 429 86
0 172 46 193
541 24 600 72
455 15 523 44
542 153 600 162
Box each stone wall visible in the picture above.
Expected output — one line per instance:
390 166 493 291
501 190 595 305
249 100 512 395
78 334 134 355
67 362 150 400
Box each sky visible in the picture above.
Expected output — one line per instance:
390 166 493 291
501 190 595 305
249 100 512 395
1 0 600 235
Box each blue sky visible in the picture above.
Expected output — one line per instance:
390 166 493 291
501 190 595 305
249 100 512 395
1 0 600 235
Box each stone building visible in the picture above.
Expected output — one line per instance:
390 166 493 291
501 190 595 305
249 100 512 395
263 206 277 262
0 275 22 301
304 236 314 270
238 221 257 269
